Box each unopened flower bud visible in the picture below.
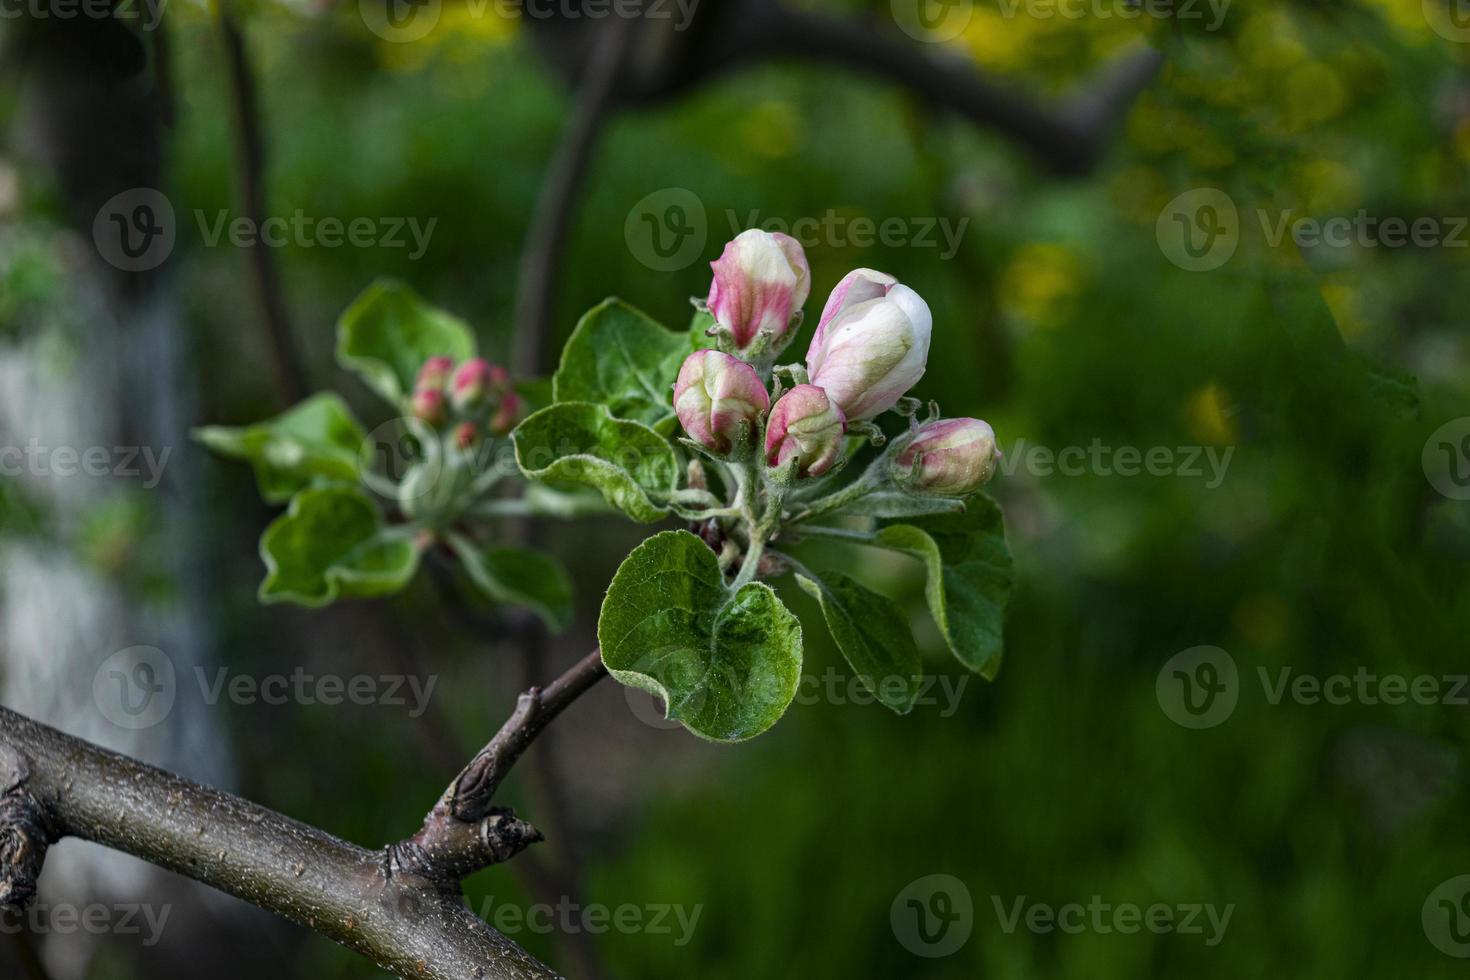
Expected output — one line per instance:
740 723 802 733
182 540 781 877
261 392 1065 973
706 229 811 351
411 387 446 425
893 418 999 496
450 358 497 411
764 384 845 478
454 421 479 449
489 391 522 435
806 271 931 420
673 350 770 455
415 355 455 392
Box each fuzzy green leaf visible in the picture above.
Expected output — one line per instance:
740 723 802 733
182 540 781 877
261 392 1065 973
599 530 803 741
337 279 476 405
195 393 366 504
796 570 922 714
512 402 677 523
446 533 574 632
552 298 688 431
876 495 1012 679
259 486 418 606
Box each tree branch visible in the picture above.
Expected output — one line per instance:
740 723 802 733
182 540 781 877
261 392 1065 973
0 707 559 980
395 649 608 884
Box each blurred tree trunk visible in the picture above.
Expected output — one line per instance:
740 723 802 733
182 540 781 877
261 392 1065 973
0 15 282 980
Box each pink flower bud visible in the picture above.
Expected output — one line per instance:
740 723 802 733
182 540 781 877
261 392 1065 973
411 388 446 425
415 355 455 392
453 421 479 449
706 229 811 350
673 350 770 455
894 418 999 496
764 384 846 478
489 391 522 435
806 275 931 421
451 358 496 411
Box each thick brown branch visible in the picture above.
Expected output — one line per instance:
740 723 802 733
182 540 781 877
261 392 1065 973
0 707 559 980
400 650 609 883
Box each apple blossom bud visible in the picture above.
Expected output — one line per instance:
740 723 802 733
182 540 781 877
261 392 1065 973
411 387 446 425
674 350 771 455
806 277 931 421
706 229 811 350
764 384 845 478
450 358 496 411
893 418 999 496
489 391 522 435
415 355 455 392
453 421 479 449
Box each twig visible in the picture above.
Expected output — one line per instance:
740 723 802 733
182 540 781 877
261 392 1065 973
512 18 633 377
395 650 608 883
0 708 559 980
217 0 310 403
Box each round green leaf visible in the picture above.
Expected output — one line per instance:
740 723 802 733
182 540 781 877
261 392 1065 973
512 402 677 523
195 393 367 504
337 279 476 405
553 298 689 432
598 530 803 742
259 487 419 607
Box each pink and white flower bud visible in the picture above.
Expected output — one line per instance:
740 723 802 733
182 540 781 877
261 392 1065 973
415 355 455 392
673 350 770 455
764 384 846 478
806 276 931 421
450 358 496 411
453 421 480 450
706 229 811 350
489 391 522 435
894 418 999 496
411 387 446 426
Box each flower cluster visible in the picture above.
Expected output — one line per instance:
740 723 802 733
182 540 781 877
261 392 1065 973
679 229 997 492
670 230 1000 583
411 355 522 447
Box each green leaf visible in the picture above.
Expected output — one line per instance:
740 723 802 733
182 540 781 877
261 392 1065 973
195 393 367 504
598 530 803 742
512 402 677 523
796 571 922 714
337 279 476 405
259 487 419 607
445 533 574 632
688 308 718 350
876 495 1012 679
552 298 688 431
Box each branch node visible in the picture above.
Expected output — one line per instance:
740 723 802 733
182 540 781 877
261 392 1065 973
0 753 54 913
